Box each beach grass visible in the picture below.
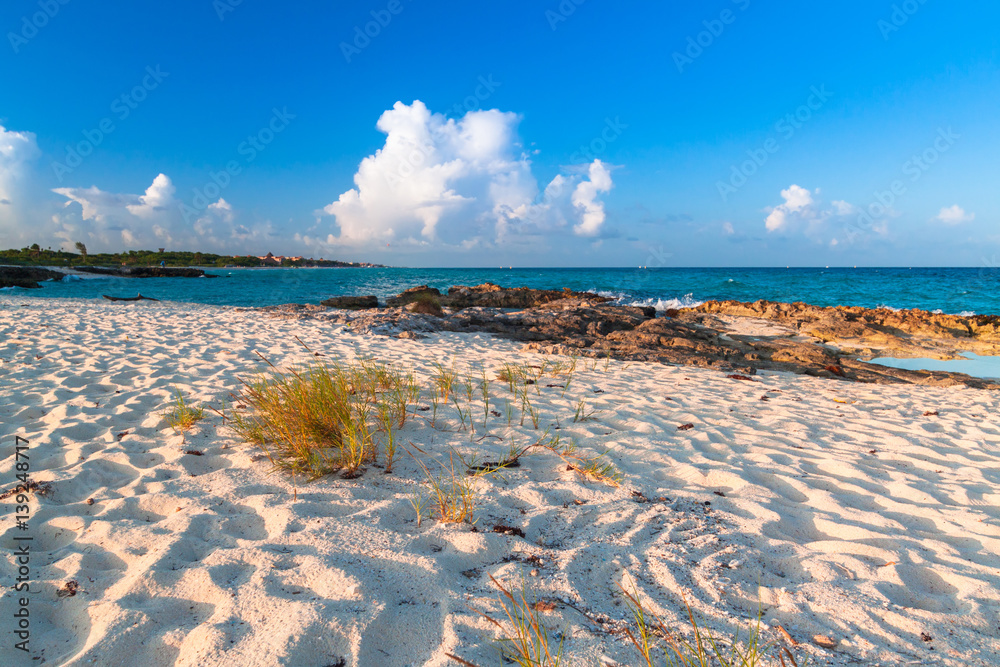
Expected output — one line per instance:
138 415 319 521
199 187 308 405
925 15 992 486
407 445 478 524
619 581 807 667
163 388 204 431
230 357 417 478
462 574 564 667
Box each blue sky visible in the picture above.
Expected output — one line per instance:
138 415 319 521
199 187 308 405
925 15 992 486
1 0 997 267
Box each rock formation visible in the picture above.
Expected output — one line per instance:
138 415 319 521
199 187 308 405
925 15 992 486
0 266 65 289
320 295 379 310
263 287 1000 389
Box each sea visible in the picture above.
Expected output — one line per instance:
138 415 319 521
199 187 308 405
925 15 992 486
12 266 1000 316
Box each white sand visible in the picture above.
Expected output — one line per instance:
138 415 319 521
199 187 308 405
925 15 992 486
1 296 999 666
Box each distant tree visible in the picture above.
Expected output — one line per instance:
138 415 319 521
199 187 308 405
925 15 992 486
75 241 88 257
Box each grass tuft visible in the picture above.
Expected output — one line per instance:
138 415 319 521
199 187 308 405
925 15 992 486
230 357 416 479
163 388 204 431
407 444 478 524
620 581 808 667
410 291 444 316
476 574 564 667
544 438 622 486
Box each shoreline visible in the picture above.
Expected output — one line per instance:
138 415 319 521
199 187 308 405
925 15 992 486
1 296 999 665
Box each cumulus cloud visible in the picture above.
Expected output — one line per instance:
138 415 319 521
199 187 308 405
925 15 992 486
319 100 614 248
765 184 818 232
0 124 43 246
571 160 613 237
936 205 974 225
764 184 892 244
52 174 272 252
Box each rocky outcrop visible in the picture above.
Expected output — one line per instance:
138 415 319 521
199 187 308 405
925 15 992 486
75 266 215 278
385 286 441 307
443 283 610 309
688 300 1000 359
266 288 999 389
0 266 65 289
321 295 379 310
383 283 609 309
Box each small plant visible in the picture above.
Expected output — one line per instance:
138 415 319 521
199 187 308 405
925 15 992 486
480 369 491 428
453 394 470 431
571 398 597 423
409 494 429 528
163 388 204 431
618 581 807 667
430 388 441 427
433 362 458 401
407 445 477 524
410 291 444 316
376 402 398 473
472 575 564 667
544 439 622 486
230 357 416 479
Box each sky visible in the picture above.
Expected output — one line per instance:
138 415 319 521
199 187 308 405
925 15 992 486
1 0 997 268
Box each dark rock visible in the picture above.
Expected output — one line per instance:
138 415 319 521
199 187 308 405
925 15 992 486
443 282 610 309
75 266 214 278
385 285 441 307
321 295 379 310
0 266 65 289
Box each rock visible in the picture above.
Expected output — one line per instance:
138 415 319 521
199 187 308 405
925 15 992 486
385 285 441 307
0 266 65 289
443 282 610 309
276 286 1000 389
812 635 838 650
405 300 443 317
321 295 379 310
75 266 214 278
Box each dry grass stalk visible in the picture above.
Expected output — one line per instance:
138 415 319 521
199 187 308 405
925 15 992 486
477 574 563 667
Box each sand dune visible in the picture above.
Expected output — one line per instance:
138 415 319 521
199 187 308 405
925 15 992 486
2 296 999 666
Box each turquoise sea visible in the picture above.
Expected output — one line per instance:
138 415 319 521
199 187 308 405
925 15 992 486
11 266 1000 316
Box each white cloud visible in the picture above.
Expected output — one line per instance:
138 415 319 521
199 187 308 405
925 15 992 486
126 173 176 219
936 204 974 225
0 124 43 246
320 100 614 248
765 184 818 233
764 184 892 244
52 174 272 252
571 160 613 237
722 221 735 236
831 200 857 216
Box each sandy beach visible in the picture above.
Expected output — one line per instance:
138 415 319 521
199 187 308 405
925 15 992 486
2 295 999 666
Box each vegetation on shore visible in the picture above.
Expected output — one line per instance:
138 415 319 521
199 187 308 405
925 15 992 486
0 245 382 269
225 351 811 666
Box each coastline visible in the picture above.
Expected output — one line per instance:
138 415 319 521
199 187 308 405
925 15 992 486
2 295 999 665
